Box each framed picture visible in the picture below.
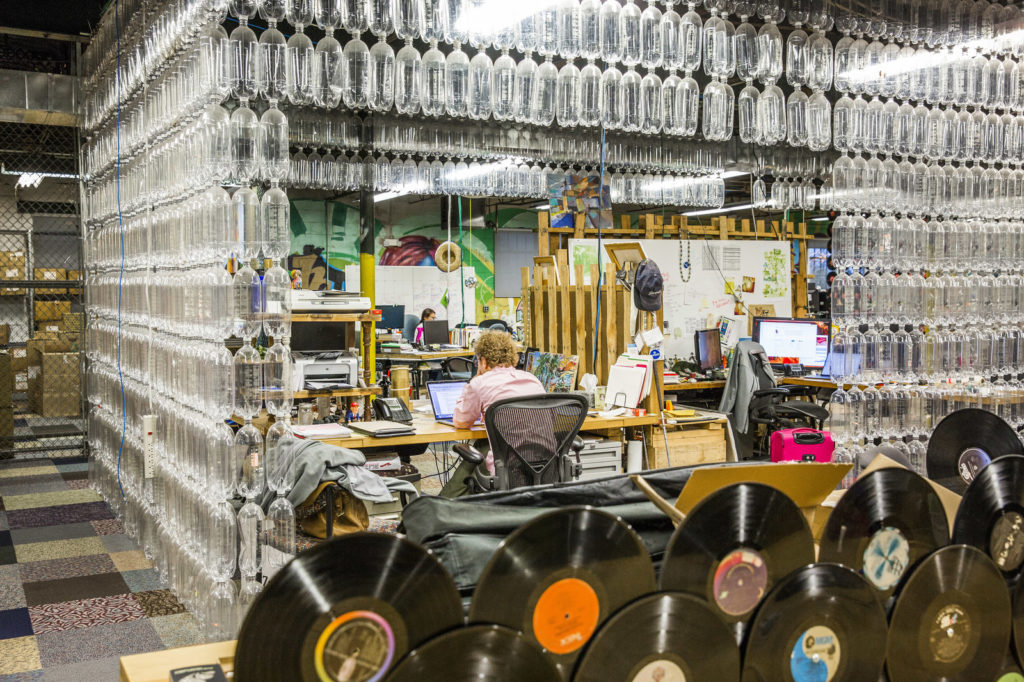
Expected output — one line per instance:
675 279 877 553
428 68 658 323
604 242 648 286
525 351 580 392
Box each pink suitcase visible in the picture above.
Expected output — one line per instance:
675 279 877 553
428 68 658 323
769 428 835 463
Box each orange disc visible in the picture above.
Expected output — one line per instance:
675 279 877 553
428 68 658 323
531 578 600 655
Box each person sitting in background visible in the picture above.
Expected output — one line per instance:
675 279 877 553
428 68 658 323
413 308 435 344
439 330 546 498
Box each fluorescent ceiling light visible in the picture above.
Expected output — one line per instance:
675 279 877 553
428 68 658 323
719 170 748 179
374 190 408 203
533 202 549 210
810 216 830 222
1 168 78 180
683 203 753 217
456 0 557 35
16 173 43 188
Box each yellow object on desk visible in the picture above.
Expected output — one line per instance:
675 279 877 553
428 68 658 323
665 408 696 418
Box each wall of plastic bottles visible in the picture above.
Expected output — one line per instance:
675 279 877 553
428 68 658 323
78 0 1024 639
81 0 297 643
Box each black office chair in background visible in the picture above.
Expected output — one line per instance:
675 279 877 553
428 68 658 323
477 318 511 332
442 356 475 380
451 393 588 493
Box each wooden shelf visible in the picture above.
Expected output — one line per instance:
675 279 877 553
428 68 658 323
291 312 381 323
292 385 382 400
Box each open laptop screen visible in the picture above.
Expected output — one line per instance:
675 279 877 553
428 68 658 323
427 381 468 420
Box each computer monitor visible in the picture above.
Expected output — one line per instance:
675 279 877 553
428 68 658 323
379 304 405 331
422 319 449 346
694 328 723 371
751 317 830 369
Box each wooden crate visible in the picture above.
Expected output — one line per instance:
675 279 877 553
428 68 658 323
649 421 728 469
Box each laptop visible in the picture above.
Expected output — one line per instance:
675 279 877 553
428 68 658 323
427 380 482 427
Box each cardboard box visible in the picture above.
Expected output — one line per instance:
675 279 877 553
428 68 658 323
0 407 13 437
11 347 27 372
36 323 61 334
28 389 79 417
61 312 83 332
33 268 66 294
0 323 8 346
39 352 80 392
0 352 11 408
27 337 72 367
14 372 26 392
66 270 81 295
34 300 71 322
0 250 26 295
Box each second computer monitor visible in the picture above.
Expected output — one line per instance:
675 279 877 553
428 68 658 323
422 319 449 346
694 328 723 371
379 304 405 331
752 317 830 369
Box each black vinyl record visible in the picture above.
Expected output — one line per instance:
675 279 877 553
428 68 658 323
659 482 815 642
468 507 655 679
1013 571 1024 668
819 467 949 603
572 592 741 682
997 652 1024 682
887 545 1012 682
742 563 887 682
234 533 464 682
953 455 1024 585
385 625 560 681
927 409 1023 494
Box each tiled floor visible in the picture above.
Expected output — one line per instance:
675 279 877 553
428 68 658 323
0 456 202 680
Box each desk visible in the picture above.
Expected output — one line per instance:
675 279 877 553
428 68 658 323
317 413 662 450
379 349 475 397
664 380 727 392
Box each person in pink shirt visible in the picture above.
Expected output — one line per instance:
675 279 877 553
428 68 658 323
440 330 547 497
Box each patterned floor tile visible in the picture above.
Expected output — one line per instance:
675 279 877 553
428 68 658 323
0 546 14 566
0 636 41 675
0 566 25 610
2 491 100 512
28 593 146 634
8 523 96 546
22 572 130 608
109 550 151 572
0 609 33 640
13 537 105 564
39 656 120 682
0 467 56 480
62 480 89 491
147 613 203 649
88 519 123 536
0 475 64 489
34 619 164 669
0 513 7 532
0 670 44 681
0 531 9 547
99 534 136 554
133 589 185 618
16 555 117 584
52 463 87 474
120 568 163 594
4 502 113 530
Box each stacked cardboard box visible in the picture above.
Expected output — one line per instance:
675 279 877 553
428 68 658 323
28 351 80 417
34 300 71 323
649 421 729 469
34 268 66 295
66 270 81 295
0 250 26 296
0 323 9 346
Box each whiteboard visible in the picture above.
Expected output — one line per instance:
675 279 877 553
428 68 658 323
568 238 792 362
344 265 477 325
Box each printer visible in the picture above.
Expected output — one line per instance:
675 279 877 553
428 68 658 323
291 289 372 313
292 351 360 391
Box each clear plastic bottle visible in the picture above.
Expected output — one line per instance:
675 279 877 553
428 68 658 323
514 52 539 123
599 0 623 63
558 0 581 59
702 79 734 141
734 19 758 84
419 0 446 42
756 20 782 85
258 108 290 183
421 41 446 116
368 40 395 112
207 420 238 497
680 2 702 74
285 28 315 105
532 56 558 125
517 4 539 53
786 89 809 147
258 22 288 104
620 0 642 67
662 69 683 134
368 0 393 36
261 185 290 261
342 34 370 108
230 104 258 183
492 50 516 120
313 29 343 108
393 0 421 39
232 263 262 339
600 65 624 128
639 2 663 68
785 26 809 88
229 19 259 101
807 91 831 152
620 67 642 132
662 2 682 70
445 42 469 117
468 50 493 120
556 62 581 126
677 74 699 136
234 340 264 417
579 0 601 60
537 0 560 56
640 70 662 134
757 83 785 145
261 267 292 340
394 40 422 115
262 340 292 415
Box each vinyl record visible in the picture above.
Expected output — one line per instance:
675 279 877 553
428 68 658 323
659 482 815 641
953 455 1024 584
887 545 1012 682
927 409 1023 494
997 652 1024 682
386 625 560 681
468 507 655 679
234 533 464 682
1013 571 1024 667
572 592 740 682
742 563 887 682
819 467 949 602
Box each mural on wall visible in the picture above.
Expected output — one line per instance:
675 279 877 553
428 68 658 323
288 198 536 320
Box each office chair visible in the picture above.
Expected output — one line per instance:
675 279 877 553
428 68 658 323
477 318 510 332
451 393 588 493
402 314 419 342
442 356 475 380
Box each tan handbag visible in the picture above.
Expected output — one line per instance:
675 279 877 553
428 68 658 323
295 482 369 539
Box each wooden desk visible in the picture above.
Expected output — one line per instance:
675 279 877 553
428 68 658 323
664 380 727 391
121 641 235 682
318 413 661 449
379 349 474 362
778 377 851 390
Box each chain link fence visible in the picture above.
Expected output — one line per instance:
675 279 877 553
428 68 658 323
0 122 83 459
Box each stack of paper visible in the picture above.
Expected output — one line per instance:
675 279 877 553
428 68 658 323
605 354 656 409
292 423 354 438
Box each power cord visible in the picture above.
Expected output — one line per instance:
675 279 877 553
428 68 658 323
114 0 126 500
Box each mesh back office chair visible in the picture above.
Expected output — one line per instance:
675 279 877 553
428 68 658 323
478 318 511 332
442 356 475 380
402 314 419 342
452 393 588 493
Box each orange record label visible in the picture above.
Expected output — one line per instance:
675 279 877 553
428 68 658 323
532 577 600 655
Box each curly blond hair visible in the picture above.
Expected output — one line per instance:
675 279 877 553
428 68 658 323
474 330 518 368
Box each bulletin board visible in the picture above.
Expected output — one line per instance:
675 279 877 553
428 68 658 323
343 264 477 325
568 238 792 362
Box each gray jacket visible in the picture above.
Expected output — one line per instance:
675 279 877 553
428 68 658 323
718 340 775 436
259 435 418 511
